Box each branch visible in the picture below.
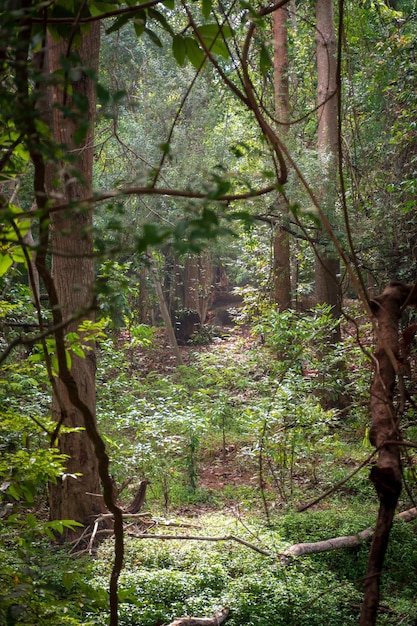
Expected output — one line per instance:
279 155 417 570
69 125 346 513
166 607 229 626
30 1 163 24
280 506 417 564
297 449 377 512
31 184 277 218
118 532 272 556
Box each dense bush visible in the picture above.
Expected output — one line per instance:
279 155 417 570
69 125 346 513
90 517 361 626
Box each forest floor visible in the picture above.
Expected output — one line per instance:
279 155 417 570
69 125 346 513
124 323 261 495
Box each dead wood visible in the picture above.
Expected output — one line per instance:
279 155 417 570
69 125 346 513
125 479 150 514
165 607 229 626
280 528 374 563
280 506 417 564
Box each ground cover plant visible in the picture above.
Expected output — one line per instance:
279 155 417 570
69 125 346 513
3 299 417 625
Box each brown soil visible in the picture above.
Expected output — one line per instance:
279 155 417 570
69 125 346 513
198 444 258 490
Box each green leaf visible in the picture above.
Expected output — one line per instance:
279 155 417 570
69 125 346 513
0 254 13 276
97 82 111 105
11 247 30 264
134 19 145 37
51 354 59 375
259 42 272 75
71 344 86 358
197 23 233 39
106 13 131 35
73 121 89 146
133 10 147 37
144 27 163 48
89 2 116 16
196 23 232 59
148 8 174 35
185 37 206 69
172 34 187 66
202 0 212 20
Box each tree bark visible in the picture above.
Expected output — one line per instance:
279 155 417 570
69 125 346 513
183 252 214 322
280 506 417 565
44 24 104 532
314 0 341 333
150 252 184 365
272 4 291 310
360 281 417 626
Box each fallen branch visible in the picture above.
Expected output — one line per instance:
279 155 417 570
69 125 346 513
165 607 229 626
124 533 271 556
280 528 373 563
280 506 417 564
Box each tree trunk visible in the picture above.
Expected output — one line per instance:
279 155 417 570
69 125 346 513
44 24 104 532
184 254 200 312
360 282 417 626
182 252 214 322
272 4 291 310
314 0 341 335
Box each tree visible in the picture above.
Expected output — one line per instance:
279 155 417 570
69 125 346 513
314 0 341 331
272 2 292 310
2 2 417 624
42 22 105 532
360 282 417 626
2 3 125 622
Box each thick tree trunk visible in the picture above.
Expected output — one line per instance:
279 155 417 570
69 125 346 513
44 24 104 532
272 4 291 310
314 0 341 333
360 282 417 626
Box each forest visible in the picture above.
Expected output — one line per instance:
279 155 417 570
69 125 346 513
0 0 416 624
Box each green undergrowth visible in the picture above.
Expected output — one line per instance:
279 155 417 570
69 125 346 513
89 513 361 626
96 305 373 512
2 510 417 625
83 511 417 626
4 304 416 624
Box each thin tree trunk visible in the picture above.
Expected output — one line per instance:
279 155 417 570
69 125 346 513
314 0 341 334
150 253 184 366
273 3 291 310
181 252 214 322
184 254 200 313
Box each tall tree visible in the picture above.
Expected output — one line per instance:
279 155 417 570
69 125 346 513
314 0 341 334
272 2 291 310
43 24 104 530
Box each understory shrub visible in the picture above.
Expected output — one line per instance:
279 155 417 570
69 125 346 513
90 516 361 626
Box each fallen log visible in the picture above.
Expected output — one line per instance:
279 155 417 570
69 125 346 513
280 506 417 564
165 607 229 626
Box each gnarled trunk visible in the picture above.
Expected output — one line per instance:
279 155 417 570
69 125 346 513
360 281 417 625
